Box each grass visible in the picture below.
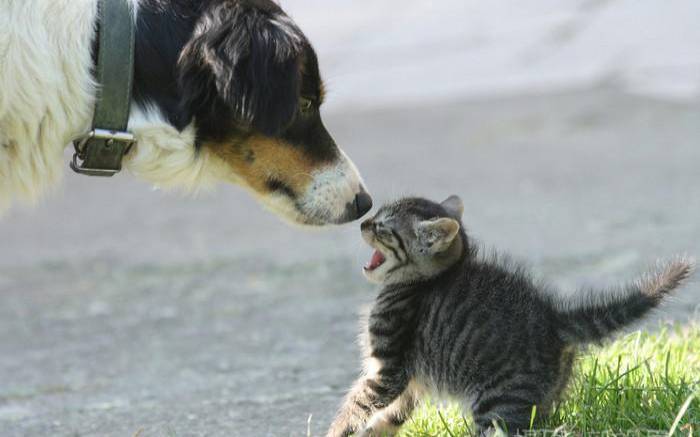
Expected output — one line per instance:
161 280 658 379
397 323 700 436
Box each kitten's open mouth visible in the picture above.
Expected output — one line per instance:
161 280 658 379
364 249 386 271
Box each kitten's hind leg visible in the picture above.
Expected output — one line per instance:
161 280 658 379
472 403 533 436
358 384 420 437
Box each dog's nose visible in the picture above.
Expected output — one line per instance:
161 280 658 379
339 188 373 223
354 190 373 219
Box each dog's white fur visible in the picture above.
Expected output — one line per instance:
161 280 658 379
126 104 229 192
0 0 365 224
0 0 98 211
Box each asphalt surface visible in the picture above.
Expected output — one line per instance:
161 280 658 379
1 88 699 436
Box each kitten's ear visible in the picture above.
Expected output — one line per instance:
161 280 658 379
417 218 461 253
441 195 464 219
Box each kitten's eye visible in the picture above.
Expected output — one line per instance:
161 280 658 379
376 228 393 240
299 97 313 113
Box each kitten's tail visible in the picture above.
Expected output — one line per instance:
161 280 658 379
555 257 694 345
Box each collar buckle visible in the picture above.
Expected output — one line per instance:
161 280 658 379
71 129 136 177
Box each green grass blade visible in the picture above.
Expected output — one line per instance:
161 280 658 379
667 393 695 437
437 410 456 437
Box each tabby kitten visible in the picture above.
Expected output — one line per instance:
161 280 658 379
327 195 693 437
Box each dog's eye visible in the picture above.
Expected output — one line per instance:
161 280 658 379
299 97 313 113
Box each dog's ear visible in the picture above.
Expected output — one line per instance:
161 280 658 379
178 3 304 136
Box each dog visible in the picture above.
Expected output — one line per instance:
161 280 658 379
0 0 372 225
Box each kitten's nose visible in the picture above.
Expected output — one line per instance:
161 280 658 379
354 190 373 219
361 218 373 231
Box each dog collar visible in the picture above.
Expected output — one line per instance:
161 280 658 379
71 0 136 177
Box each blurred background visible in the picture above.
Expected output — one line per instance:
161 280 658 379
1 1 699 436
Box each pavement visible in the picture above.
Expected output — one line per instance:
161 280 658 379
1 88 699 436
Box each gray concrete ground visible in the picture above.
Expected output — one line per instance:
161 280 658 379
1 88 699 436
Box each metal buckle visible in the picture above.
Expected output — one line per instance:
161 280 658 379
71 129 136 177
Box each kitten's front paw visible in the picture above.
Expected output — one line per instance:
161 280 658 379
356 428 373 437
326 424 355 437
357 426 397 437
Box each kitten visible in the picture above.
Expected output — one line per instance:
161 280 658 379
327 195 693 437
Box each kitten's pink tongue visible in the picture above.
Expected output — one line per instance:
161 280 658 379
365 250 386 271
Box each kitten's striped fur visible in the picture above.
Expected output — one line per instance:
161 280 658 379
327 196 693 437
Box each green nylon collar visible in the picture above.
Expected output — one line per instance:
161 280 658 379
71 0 136 177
